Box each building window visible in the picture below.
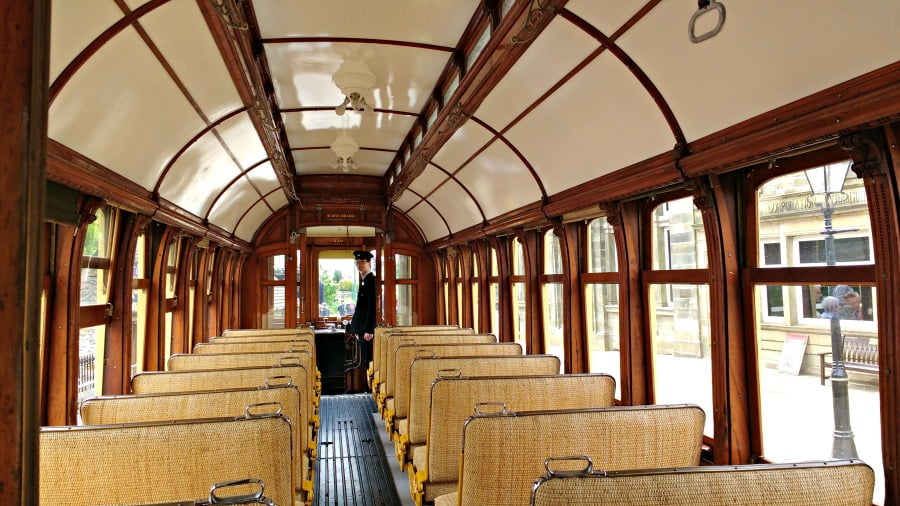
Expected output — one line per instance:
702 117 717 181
130 232 149 377
541 230 564 364
510 237 526 348
471 251 480 332
489 246 500 338
262 254 286 328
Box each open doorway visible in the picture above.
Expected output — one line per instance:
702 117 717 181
317 250 375 323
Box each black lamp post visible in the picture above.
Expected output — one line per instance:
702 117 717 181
804 161 858 459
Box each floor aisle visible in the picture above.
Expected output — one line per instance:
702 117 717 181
314 394 409 506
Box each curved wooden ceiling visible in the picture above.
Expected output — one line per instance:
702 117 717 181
47 0 900 244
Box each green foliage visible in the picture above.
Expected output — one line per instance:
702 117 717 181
338 278 353 292
83 221 100 256
319 267 340 313
333 270 343 283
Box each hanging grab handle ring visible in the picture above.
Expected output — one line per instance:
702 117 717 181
689 0 726 43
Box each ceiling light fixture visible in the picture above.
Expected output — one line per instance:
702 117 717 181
333 59 377 116
331 132 360 173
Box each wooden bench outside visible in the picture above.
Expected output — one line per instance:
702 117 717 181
80 385 314 501
40 415 294 506
530 459 874 506
385 341 519 435
410 373 615 505
434 404 704 506
818 336 879 385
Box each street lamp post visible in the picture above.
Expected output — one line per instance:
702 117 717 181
804 161 858 459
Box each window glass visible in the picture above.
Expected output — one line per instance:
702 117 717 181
490 282 500 337
263 286 285 329
131 233 148 376
443 281 450 324
587 217 617 273
396 284 417 326
542 282 564 364
267 254 286 281
585 283 620 398
80 207 116 305
649 283 713 436
472 280 480 331
543 230 562 275
165 240 179 298
396 254 415 279
754 285 882 503
78 325 106 404
651 197 707 270
512 282 526 348
467 24 491 71
758 163 871 268
512 238 525 275
490 247 499 276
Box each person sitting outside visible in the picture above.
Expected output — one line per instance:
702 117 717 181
820 296 841 319
319 303 330 317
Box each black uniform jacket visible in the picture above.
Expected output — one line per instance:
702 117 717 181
348 271 376 335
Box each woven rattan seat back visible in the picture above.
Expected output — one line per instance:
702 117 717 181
222 327 314 337
393 343 522 421
39 415 293 506
427 374 615 484
407 355 561 445
376 328 473 385
530 460 874 506
80 386 307 492
451 405 704 506
132 365 307 396
193 339 313 355
373 325 459 374
211 333 315 343
167 351 305 371
385 335 499 400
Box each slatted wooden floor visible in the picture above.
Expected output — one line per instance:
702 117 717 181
314 395 404 506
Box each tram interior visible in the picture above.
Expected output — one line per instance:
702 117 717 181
1 0 898 504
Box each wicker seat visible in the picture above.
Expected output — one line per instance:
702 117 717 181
530 459 874 506
167 351 320 423
403 355 561 476
410 373 615 505
378 332 493 418
372 327 471 406
40 415 294 506
434 404 705 506
190 344 319 401
132 364 316 441
222 327 314 337
387 342 520 439
211 333 315 343
80 385 314 502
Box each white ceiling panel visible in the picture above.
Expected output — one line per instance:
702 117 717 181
408 164 448 196
266 191 289 211
431 120 494 172
215 112 268 169
506 51 672 196
246 162 282 194
282 110 416 150
235 200 274 241
265 42 450 111
207 178 262 231
50 0 122 83
475 17 598 131
291 149 395 176
158 133 243 216
393 191 420 212
455 141 541 219
253 0 480 47
135 0 242 121
565 0 650 37
426 180 483 233
619 0 900 141
48 28 206 190
406 203 449 242
123 0 155 10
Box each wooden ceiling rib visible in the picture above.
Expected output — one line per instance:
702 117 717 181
204 158 273 221
49 0 169 104
260 37 456 53
558 7 685 147
280 106 419 117
404 161 487 224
